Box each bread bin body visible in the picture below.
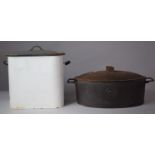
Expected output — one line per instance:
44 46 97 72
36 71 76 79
5 46 70 109
8 56 64 109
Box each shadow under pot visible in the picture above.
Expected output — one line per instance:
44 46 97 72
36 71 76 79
68 66 154 108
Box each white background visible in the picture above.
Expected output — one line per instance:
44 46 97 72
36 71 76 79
1 115 155 155
0 0 155 155
0 0 155 41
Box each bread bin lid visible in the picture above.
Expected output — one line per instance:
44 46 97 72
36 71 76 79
6 46 65 57
75 66 146 82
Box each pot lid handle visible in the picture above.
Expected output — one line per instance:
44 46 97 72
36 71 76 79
106 66 114 72
30 45 44 51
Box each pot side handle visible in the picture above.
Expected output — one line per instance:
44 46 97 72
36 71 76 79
64 60 71 65
145 77 154 83
3 60 8 66
67 78 77 84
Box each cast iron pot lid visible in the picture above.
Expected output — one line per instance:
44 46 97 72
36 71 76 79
6 45 65 57
75 66 146 82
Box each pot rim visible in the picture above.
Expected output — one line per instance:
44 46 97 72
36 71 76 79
76 77 146 82
68 77 154 84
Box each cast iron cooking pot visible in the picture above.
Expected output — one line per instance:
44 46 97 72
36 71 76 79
68 66 154 108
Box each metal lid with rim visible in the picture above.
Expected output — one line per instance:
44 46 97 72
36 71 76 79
6 46 65 57
75 66 146 82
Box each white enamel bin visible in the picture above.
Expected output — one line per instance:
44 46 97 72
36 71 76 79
4 46 70 109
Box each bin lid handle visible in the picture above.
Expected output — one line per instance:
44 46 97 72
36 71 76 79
30 45 44 51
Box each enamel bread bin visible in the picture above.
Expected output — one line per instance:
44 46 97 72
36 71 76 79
4 46 70 109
